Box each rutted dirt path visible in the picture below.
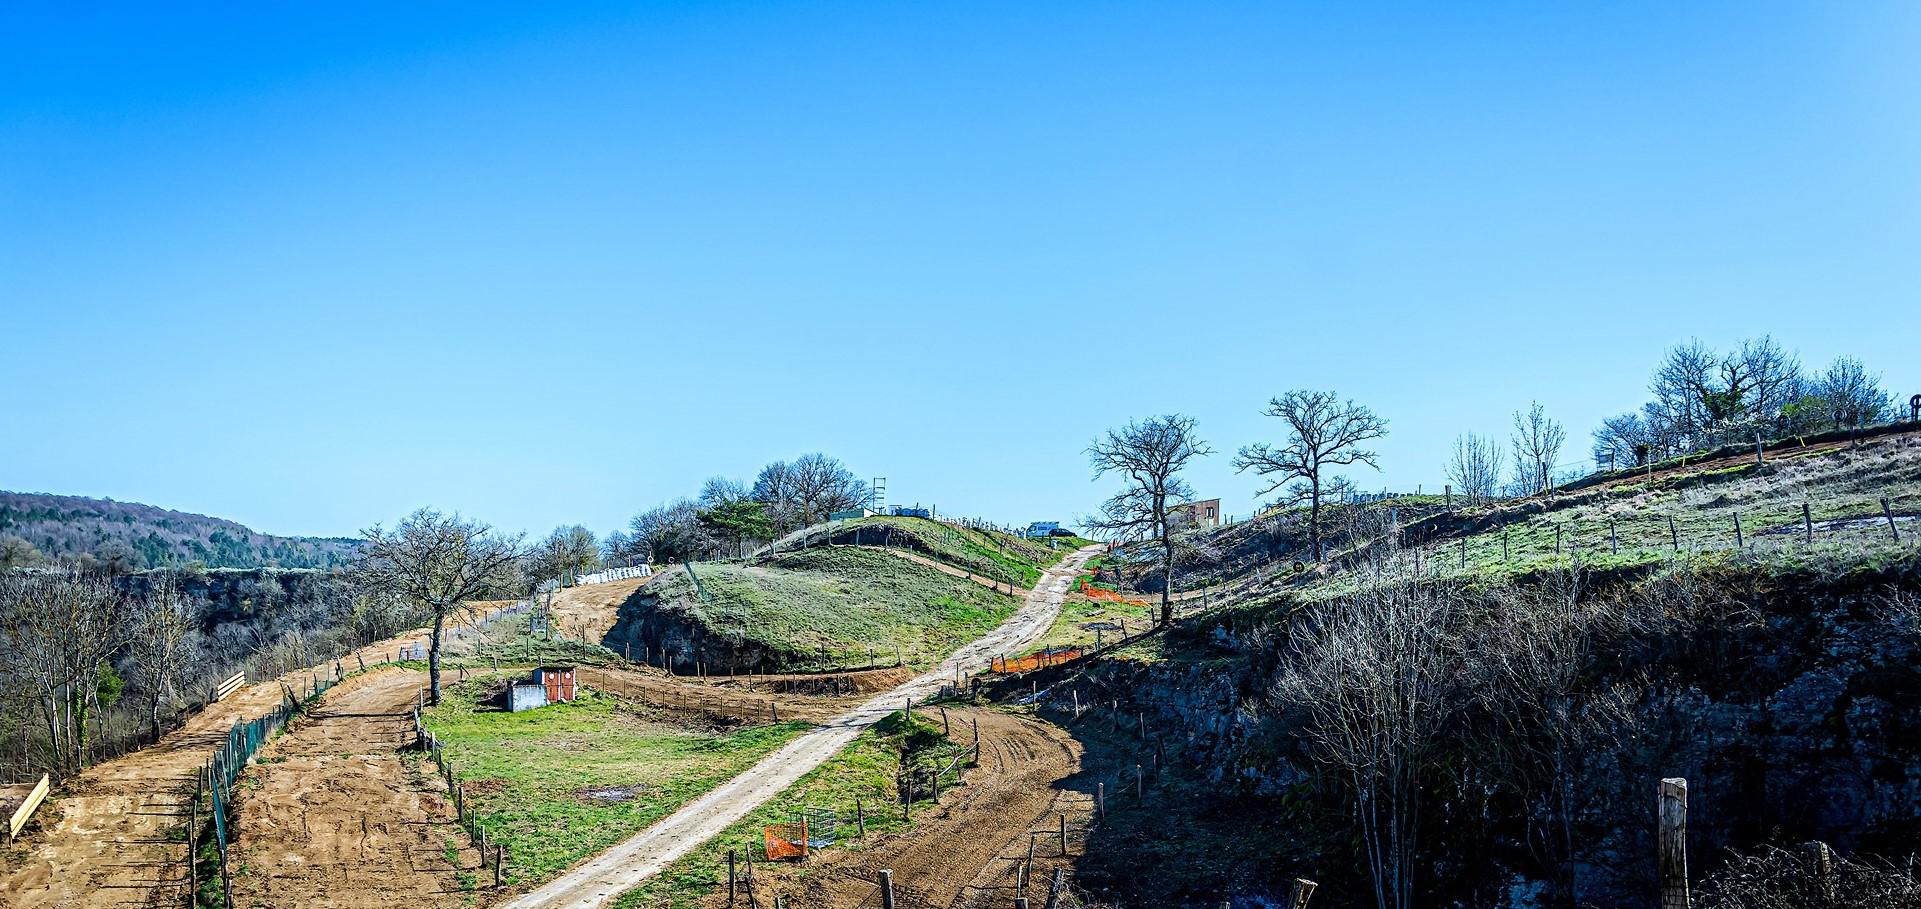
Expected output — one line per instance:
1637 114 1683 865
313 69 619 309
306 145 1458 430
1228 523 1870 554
0 617 497 909
227 668 480 909
496 545 1102 909
779 707 1091 909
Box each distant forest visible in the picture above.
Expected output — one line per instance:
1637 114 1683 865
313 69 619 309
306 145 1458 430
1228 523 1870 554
0 491 360 570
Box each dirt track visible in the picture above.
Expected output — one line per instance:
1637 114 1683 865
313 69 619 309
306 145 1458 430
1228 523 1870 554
545 576 655 646
763 707 1091 909
228 667 480 909
0 618 495 909
495 545 1102 909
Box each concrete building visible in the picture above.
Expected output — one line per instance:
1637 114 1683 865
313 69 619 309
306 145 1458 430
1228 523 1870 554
507 665 579 712
1177 498 1222 529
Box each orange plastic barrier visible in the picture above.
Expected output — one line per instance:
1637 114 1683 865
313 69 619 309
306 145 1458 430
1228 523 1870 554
989 648 1085 674
764 822 807 861
1079 579 1149 607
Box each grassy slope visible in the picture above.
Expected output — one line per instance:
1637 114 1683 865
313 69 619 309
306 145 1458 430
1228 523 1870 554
647 546 1022 668
831 516 1094 588
420 677 807 887
611 711 954 909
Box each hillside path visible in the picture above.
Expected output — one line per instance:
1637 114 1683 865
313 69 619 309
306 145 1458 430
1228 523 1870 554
494 545 1103 909
0 613 501 909
228 667 479 909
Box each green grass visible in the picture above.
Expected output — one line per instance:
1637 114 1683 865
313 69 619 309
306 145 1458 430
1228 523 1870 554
1033 592 1156 653
648 546 1022 668
610 710 959 909
419 676 808 888
828 516 1091 588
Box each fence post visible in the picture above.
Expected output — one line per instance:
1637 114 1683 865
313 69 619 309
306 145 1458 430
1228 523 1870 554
1555 526 1563 555
1884 497 1901 542
728 849 738 906
1670 515 1680 552
878 870 895 909
1610 520 1619 555
856 797 865 836
1734 512 1744 549
1059 813 1068 855
1503 527 1510 561
1096 782 1104 822
1809 841 1836 902
1659 778 1689 909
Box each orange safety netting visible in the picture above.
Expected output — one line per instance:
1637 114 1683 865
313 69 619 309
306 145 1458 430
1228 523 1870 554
989 648 1084 674
763 822 807 861
1079 579 1149 607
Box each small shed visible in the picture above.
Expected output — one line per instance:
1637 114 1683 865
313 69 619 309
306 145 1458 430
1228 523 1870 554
506 665 579 712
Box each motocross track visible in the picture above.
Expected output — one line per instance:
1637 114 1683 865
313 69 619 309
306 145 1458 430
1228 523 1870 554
226 667 481 909
742 706 1093 909
0 617 499 909
495 546 1101 909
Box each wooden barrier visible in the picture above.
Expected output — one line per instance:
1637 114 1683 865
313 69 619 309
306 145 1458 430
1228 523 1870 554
213 671 246 702
8 773 49 839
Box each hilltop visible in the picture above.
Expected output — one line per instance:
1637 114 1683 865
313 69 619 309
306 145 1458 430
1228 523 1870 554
0 490 360 570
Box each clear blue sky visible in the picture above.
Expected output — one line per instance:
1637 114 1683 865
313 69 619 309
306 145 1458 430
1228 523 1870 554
4 2 1917 541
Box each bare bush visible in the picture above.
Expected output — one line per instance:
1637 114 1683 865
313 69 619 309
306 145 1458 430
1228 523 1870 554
1696 844 1921 908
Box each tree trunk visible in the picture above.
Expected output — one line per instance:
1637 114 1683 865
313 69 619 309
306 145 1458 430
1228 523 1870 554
428 609 446 705
1309 473 1323 562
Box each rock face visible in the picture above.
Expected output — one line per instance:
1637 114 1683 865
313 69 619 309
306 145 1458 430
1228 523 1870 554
1068 558 1921 908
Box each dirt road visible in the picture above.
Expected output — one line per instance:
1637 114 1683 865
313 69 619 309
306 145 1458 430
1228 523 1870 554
495 545 1103 909
0 619 493 909
228 667 481 909
768 707 1091 909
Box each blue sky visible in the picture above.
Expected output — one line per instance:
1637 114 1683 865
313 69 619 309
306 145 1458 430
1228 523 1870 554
4 2 1918 540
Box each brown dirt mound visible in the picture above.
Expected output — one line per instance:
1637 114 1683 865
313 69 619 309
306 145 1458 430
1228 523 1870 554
752 666 916 696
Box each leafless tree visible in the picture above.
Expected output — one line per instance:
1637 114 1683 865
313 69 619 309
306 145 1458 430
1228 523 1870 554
1511 401 1566 495
1590 412 1652 471
354 509 524 705
345 590 428 646
1445 432 1503 503
125 576 196 742
532 525 600 584
1650 340 1719 450
628 499 712 563
751 453 871 532
1273 584 1458 909
1086 415 1212 627
1813 356 1891 430
0 570 130 774
1234 390 1388 561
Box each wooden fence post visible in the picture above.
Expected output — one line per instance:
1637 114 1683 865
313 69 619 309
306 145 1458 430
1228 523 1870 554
1810 841 1836 903
728 849 738 906
1884 497 1902 542
1610 520 1619 554
856 797 865 836
1096 782 1104 822
878 869 895 909
1803 503 1814 545
1059 813 1068 856
1734 512 1744 549
1659 777 1690 909
495 844 504 888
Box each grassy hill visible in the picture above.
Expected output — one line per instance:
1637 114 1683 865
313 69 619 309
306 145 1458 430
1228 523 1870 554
610 517 1088 672
0 490 359 570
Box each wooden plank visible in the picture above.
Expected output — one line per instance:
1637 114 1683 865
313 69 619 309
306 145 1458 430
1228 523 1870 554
214 671 246 702
9 773 49 839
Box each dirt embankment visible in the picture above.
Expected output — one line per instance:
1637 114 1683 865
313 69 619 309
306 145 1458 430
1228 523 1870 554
228 667 482 909
0 616 501 909
740 706 1092 909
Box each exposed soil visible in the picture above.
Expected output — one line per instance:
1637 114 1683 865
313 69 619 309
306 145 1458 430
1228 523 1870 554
0 615 503 909
736 706 1092 909
494 546 1101 909
227 667 482 909
544 577 658 646
575 666 866 726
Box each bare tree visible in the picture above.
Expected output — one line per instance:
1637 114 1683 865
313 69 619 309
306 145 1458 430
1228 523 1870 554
628 500 712 563
533 525 600 584
1273 584 1458 909
1813 356 1891 430
1233 390 1388 561
1444 432 1503 503
354 509 524 705
125 576 196 742
345 590 428 647
1086 415 1212 627
1511 402 1566 495
751 454 871 533
0 570 130 773
1590 412 1652 471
